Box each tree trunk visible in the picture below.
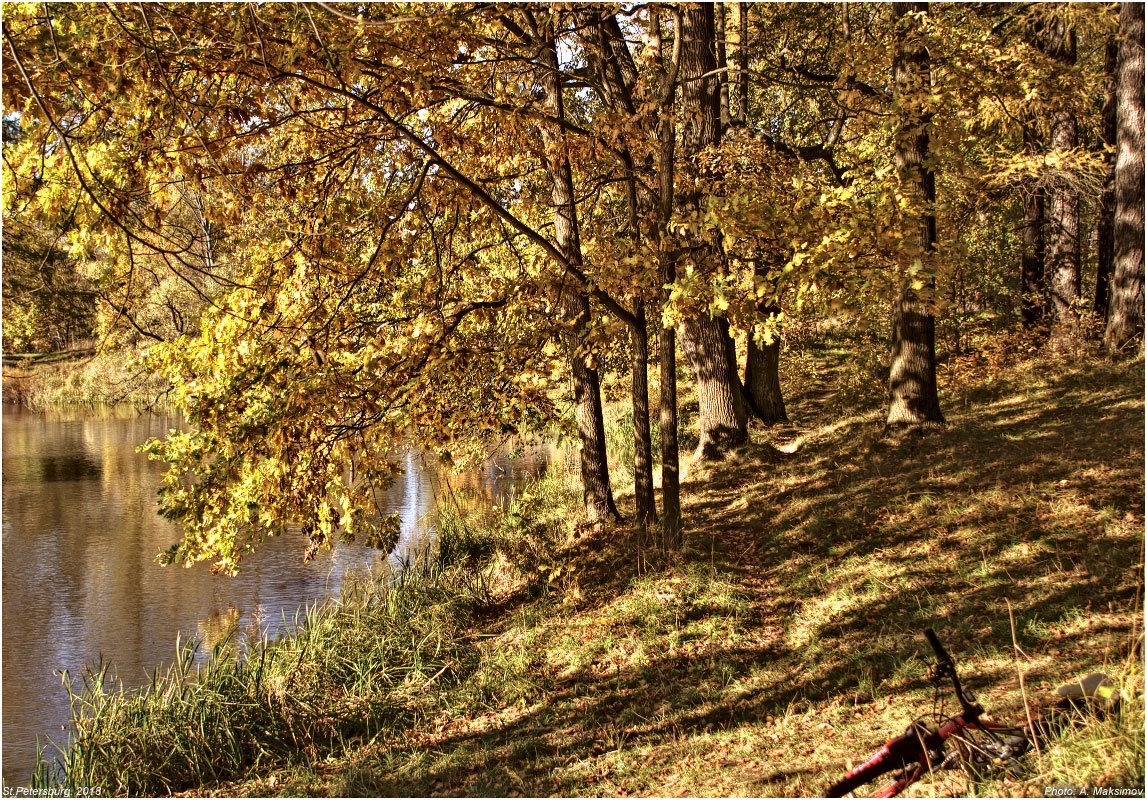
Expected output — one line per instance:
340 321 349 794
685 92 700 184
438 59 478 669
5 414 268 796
678 3 749 460
887 2 944 431
659 293 681 541
561 292 621 523
584 11 657 524
652 6 681 543
646 4 679 544
715 3 731 132
680 315 749 458
1106 1 1145 353
744 307 788 424
1044 20 1082 352
539 28 619 523
1096 34 1119 319
631 299 656 526
736 3 749 125
1021 123 1047 328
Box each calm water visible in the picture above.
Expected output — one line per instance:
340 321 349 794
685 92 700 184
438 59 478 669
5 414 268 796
1 405 553 787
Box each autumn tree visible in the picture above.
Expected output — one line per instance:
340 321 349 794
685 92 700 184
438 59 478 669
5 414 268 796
675 3 749 460
885 2 944 431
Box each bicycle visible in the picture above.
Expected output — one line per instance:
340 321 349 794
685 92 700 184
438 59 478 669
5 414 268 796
824 628 1119 797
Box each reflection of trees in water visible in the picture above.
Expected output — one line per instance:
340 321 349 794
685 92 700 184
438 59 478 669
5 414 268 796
432 440 568 504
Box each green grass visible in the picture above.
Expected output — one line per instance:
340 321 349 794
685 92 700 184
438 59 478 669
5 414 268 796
32 556 479 796
33 334 1145 798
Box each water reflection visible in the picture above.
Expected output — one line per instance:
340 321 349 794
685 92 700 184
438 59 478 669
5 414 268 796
1 405 554 787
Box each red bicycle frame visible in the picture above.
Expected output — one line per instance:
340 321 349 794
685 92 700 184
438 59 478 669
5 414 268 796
824 629 1017 797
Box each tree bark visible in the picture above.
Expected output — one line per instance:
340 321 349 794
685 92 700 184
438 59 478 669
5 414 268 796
744 306 788 424
1106 1 1145 353
1021 123 1047 328
591 10 657 526
630 301 656 527
887 2 943 431
560 291 621 523
736 3 749 126
677 3 749 459
715 3 732 132
652 5 680 542
539 27 620 523
1043 19 1082 352
680 314 749 458
1096 34 1119 320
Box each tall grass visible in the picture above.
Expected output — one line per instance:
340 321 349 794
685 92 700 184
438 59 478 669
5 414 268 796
32 557 477 796
972 643 1146 797
33 464 582 796
7 348 169 411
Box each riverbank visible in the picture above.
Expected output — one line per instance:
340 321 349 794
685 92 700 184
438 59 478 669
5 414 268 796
2 347 168 410
32 337 1145 797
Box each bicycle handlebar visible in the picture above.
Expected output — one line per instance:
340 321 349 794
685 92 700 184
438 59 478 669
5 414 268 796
924 628 982 718
924 628 951 666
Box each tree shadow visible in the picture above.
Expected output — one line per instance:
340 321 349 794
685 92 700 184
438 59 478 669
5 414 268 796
328 358 1143 798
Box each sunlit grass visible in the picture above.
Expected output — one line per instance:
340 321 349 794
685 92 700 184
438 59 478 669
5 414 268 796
33 336 1144 798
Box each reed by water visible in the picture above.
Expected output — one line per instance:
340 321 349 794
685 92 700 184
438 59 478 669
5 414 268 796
31 466 579 796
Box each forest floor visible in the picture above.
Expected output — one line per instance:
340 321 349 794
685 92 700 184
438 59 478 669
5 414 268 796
203 337 1144 798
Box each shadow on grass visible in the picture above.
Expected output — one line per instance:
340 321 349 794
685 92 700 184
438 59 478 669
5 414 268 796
288 356 1143 798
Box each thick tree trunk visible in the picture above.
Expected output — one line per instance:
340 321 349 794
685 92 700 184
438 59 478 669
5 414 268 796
887 296 943 428
680 314 749 458
539 29 619 523
561 292 621 523
1106 1 1146 353
887 2 943 431
678 3 749 460
1096 35 1119 319
1021 124 1047 328
1044 20 1082 352
744 309 788 424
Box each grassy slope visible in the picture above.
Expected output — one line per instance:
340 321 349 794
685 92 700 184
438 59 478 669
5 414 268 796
206 347 1144 798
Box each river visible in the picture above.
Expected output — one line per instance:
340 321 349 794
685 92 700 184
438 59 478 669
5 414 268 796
0 404 554 788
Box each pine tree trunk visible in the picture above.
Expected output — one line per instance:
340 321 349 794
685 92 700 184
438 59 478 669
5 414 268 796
1044 20 1082 352
678 2 749 460
1021 124 1047 328
539 29 619 523
1106 1 1146 353
1096 34 1119 319
887 2 944 431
